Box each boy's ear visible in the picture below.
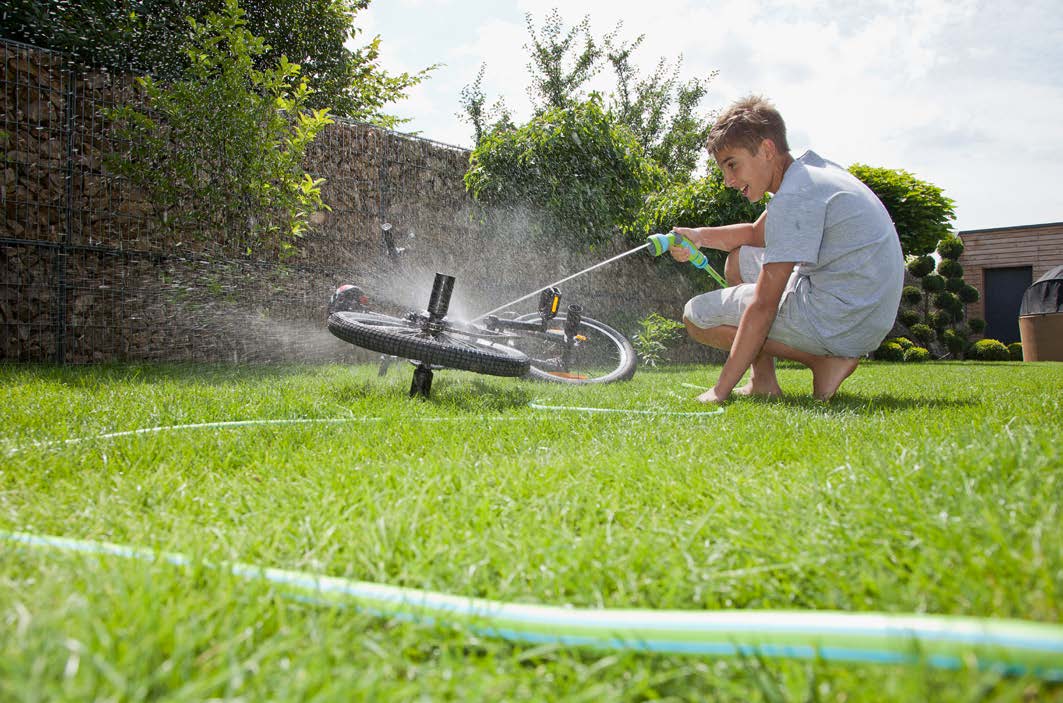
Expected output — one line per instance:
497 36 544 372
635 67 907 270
758 137 778 160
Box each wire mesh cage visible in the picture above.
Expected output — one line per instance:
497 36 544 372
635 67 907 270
1 38 484 363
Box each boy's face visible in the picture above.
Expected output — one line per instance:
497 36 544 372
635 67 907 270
714 140 777 202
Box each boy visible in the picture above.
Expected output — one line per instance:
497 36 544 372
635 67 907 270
670 96 903 403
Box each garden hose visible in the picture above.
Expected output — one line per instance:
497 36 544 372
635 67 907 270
3 530 1061 680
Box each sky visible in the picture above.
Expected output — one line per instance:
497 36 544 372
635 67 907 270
357 0 1063 232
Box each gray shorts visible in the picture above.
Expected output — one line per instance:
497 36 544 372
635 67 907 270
683 246 832 356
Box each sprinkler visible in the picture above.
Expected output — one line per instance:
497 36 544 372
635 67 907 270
409 273 455 399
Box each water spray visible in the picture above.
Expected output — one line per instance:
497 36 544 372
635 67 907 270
471 232 726 321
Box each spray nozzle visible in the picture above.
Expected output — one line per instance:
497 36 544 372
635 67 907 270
646 232 727 288
646 232 678 256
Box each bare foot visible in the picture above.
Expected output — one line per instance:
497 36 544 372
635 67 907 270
809 357 860 401
695 387 727 404
733 381 783 398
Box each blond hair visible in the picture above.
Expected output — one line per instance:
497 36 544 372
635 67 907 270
705 95 789 156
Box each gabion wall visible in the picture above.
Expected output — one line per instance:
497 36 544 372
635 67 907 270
1 38 703 364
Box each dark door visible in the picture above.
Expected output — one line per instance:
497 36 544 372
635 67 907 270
983 266 1032 343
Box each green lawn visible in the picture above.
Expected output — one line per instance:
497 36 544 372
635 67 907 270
1 361 1062 701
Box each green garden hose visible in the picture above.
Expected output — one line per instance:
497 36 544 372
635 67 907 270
3 530 1061 679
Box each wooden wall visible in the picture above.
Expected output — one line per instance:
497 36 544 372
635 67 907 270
958 222 1063 321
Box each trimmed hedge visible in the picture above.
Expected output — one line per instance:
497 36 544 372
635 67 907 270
969 338 1010 361
903 346 931 362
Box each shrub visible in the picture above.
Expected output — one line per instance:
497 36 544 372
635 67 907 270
946 277 965 292
875 341 904 361
1008 342 1024 361
904 346 931 362
921 274 946 292
632 313 685 367
958 284 981 304
937 259 964 279
898 309 922 327
910 323 935 345
901 286 923 305
889 336 915 350
932 291 961 311
106 0 333 254
969 338 1010 361
930 309 954 329
969 318 987 334
936 235 965 260
906 256 935 278
466 96 667 245
941 328 967 356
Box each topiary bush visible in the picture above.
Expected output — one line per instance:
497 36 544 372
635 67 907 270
1008 342 1023 361
937 259 964 279
898 309 921 327
969 318 987 334
893 236 972 361
941 328 967 356
930 309 954 329
910 323 935 345
969 338 1010 361
903 346 931 362
932 291 961 311
936 235 965 260
906 256 936 278
874 341 904 361
890 336 915 350
958 284 981 304
921 274 946 292
901 286 923 305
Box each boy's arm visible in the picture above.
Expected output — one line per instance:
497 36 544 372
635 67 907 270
674 211 767 253
710 260 792 400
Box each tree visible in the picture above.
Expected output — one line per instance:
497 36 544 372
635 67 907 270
458 64 513 145
106 0 332 254
1 0 430 126
464 97 666 245
460 10 714 181
524 9 601 112
604 30 714 182
885 234 983 359
848 164 956 256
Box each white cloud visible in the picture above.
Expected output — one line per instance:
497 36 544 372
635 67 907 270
360 0 1063 229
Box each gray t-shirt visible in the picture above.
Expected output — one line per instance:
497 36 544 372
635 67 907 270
764 150 904 357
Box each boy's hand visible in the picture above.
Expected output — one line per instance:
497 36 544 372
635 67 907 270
669 228 696 262
669 244 691 262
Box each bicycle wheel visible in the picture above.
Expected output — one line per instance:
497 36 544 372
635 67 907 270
513 314 637 384
329 311 531 377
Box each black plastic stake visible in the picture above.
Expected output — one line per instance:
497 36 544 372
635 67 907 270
409 362 433 399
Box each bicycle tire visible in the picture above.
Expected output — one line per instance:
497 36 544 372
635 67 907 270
329 312 531 377
513 313 637 384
